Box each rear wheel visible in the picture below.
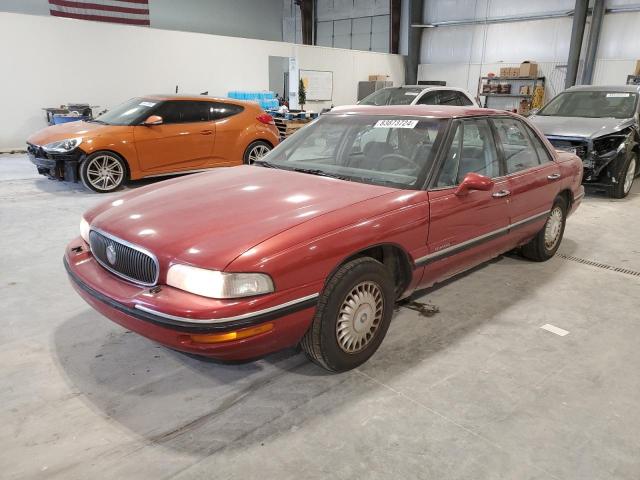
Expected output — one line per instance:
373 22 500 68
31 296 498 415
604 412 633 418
301 257 395 372
80 151 127 193
521 196 567 262
243 141 272 165
611 152 637 199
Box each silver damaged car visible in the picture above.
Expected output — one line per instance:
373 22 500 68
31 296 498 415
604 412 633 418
530 85 639 198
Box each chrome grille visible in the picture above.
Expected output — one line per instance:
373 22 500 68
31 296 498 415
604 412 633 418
89 229 158 286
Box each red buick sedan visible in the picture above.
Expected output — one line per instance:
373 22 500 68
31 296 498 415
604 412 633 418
65 105 584 372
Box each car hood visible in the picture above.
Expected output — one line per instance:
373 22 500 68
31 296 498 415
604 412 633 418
529 115 635 139
27 121 125 146
87 166 397 272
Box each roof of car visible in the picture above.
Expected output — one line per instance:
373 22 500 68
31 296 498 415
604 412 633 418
328 104 506 119
566 85 640 93
143 94 254 104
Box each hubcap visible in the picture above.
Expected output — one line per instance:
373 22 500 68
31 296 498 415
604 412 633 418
544 206 563 250
336 281 384 354
86 155 123 191
624 157 636 194
247 144 270 164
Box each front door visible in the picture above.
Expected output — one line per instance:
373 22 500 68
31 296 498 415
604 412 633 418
134 100 215 173
491 117 561 247
421 118 511 287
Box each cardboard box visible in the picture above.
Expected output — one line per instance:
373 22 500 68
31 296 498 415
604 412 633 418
499 67 520 78
519 61 538 78
634 60 640 76
368 75 388 81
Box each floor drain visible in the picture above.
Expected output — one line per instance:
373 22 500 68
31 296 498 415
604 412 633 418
558 254 640 277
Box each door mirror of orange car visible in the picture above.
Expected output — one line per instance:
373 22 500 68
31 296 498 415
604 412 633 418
142 115 163 126
455 172 494 196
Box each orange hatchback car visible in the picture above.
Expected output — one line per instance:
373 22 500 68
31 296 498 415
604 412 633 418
27 95 280 192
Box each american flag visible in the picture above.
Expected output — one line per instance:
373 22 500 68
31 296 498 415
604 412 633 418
48 0 150 26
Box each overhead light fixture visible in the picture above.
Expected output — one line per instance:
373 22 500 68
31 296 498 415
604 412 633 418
411 24 436 28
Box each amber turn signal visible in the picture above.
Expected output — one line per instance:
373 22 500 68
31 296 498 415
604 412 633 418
188 322 274 344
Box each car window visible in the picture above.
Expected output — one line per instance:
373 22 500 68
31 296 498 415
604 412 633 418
436 119 500 187
437 90 459 106
359 87 424 106
525 125 553 163
153 101 210 124
208 102 244 120
266 114 447 189
456 92 474 106
417 91 439 105
492 118 541 174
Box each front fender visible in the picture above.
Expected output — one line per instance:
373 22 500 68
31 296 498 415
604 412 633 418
226 192 431 295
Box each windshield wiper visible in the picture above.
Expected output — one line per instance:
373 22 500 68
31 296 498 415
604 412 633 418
293 168 349 180
254 160 280 169
87 119 106 124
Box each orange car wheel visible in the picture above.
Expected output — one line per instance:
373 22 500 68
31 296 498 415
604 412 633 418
243 141 272 165
80 151 127 193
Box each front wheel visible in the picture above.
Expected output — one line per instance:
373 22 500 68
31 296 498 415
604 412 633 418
521 196 567 262
243 141 272 165
611 153 637 199
80 151 127 193
301 257 395 372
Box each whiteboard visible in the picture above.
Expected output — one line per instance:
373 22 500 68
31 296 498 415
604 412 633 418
300 70 333 101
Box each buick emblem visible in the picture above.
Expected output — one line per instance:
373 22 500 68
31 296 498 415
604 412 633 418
106 244 117 265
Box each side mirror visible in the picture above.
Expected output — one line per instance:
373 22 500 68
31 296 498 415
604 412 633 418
142 115 163 126
455 173 494 196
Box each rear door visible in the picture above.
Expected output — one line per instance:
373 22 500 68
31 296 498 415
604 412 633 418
421 117 511 286
491 117 561 247
133 100 215 173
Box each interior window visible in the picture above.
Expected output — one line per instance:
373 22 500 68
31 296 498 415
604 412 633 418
417 91 439 105
436 119 500 187
154 101 210 124
493 118 541 174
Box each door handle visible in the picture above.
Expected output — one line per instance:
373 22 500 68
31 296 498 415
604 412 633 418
492 190 511 198
547 173 561 180
200 130 213 135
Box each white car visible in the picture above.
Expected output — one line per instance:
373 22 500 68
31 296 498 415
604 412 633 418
359 85 479 108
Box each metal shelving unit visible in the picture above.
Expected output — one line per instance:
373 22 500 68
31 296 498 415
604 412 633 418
478 76 545 112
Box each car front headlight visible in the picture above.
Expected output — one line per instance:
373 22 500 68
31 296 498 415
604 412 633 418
166 264 274 299
80 217 90 243
43 137 82 153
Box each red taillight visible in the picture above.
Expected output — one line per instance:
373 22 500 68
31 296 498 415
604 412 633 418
256 113 275 125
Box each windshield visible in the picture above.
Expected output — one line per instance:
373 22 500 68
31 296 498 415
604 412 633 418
359 87 424 106
537 91 638 119
258 114 446 189
94 97 160 125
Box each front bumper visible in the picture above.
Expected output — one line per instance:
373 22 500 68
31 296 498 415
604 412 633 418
64 238 319 360
27 143 85 182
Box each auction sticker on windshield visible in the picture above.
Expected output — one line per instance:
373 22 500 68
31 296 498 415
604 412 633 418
374 119 419 129
606 93 630 98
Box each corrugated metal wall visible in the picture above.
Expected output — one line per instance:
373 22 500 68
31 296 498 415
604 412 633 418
418 0 640 105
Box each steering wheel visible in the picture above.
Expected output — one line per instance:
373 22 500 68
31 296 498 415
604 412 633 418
378 153 418 171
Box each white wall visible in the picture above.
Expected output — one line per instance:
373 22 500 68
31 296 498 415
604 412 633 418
0 0 284 41
150 0 284 41
0 12 405 148
417 1 640 108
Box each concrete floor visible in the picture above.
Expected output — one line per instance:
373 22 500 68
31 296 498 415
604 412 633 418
2 153 640 480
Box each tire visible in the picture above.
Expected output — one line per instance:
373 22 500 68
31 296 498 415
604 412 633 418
611 152 637 199
521 195 568 262
301 257 395 372
243 141 272 165
80 151 127 193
